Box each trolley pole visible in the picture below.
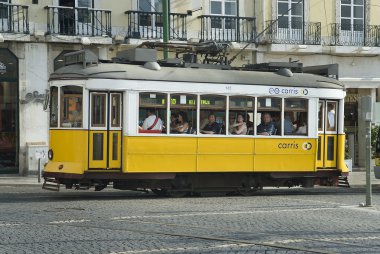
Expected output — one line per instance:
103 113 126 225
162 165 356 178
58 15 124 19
162 0 169 59
361 96 372 207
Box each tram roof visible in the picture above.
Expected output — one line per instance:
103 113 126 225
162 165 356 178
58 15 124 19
50 63 344 89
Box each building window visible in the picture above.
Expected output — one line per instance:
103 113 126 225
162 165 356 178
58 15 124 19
210 0 237 29
0 0 9 19
341 0 364 31
139 0 162 12
277 0 303 29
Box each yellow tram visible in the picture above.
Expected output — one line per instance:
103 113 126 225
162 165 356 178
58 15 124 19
43 49 348 196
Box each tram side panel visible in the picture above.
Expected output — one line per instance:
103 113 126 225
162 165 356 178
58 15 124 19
254 138 317 172
45 130 89 174
337 134 349 173
123 136 318 173
125 136 198 173
197 138 254 172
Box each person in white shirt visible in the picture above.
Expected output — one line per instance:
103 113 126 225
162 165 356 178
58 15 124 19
141 109 163 131
327 104 335 130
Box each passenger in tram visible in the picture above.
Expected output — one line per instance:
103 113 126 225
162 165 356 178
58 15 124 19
174 111 189 134
199 111 209 130
327 104 336 130
257 112 276 136
283 113 295 135
228 114 236 134
170 112 179 133
294 114 307 134
271 113 280 134
246 114 254 135
141 109 163 131
231 113 247 135
200 112 221 134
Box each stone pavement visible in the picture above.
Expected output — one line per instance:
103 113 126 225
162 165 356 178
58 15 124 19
0 171 379 188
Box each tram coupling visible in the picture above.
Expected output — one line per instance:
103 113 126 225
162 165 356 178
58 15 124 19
42 178 60 191
338 176 350 188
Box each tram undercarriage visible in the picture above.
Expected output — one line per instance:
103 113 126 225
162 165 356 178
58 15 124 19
42 171 348 196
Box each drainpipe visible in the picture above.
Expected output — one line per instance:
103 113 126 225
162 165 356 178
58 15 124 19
163 0 169 59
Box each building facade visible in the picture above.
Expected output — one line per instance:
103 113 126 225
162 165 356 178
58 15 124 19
0 0 378 174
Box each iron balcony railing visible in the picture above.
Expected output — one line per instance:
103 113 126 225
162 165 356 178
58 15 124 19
0 3 29 34
125 10 187 40
330 23 380 47
45 6 111 37
264 20 321 45
198 15 255 43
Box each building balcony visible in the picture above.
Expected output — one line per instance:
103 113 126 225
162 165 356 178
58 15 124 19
264 20 321 45
0 3 29 34
125 10 187 41
198 15 255 43
330 23 380 47
45 6 111 37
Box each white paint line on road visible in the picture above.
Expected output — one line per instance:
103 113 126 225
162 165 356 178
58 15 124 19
109 243 255 254
0 223 23 227
111 207 337 220
277 196 346 206
265 235 380 245
340 205 380 214
49 219 91 224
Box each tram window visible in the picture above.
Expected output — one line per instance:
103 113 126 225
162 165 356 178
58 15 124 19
229 96 255 135
60 86 83 128
91 93 107 127
318 101 324 131
257 97 281 136
50 87 58 128
327 102 337 131
200 95 226 135
284 98 308 136
170 94 197 134
110 94 121 128
139 93 166 133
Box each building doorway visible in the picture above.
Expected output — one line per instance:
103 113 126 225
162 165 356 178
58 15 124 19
0 48 18 174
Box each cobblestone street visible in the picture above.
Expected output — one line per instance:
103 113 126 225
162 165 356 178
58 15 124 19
1 186 380 254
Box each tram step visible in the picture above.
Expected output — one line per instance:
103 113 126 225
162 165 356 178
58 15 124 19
338 176 350 188
42 178 60 191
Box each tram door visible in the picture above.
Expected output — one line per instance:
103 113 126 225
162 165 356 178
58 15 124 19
89 92 122 170
317 100 338 168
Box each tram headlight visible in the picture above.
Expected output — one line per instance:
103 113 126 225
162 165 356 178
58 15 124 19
48 149 54 160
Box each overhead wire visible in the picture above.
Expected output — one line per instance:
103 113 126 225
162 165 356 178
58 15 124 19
229 0 304 64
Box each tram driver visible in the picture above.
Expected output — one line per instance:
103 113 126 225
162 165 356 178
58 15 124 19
257 112 276 136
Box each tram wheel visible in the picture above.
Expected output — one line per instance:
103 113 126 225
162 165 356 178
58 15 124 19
237 187 259 196
151 189 168 197
166 190 189 198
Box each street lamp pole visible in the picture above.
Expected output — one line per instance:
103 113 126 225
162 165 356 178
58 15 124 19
361 95 372 207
